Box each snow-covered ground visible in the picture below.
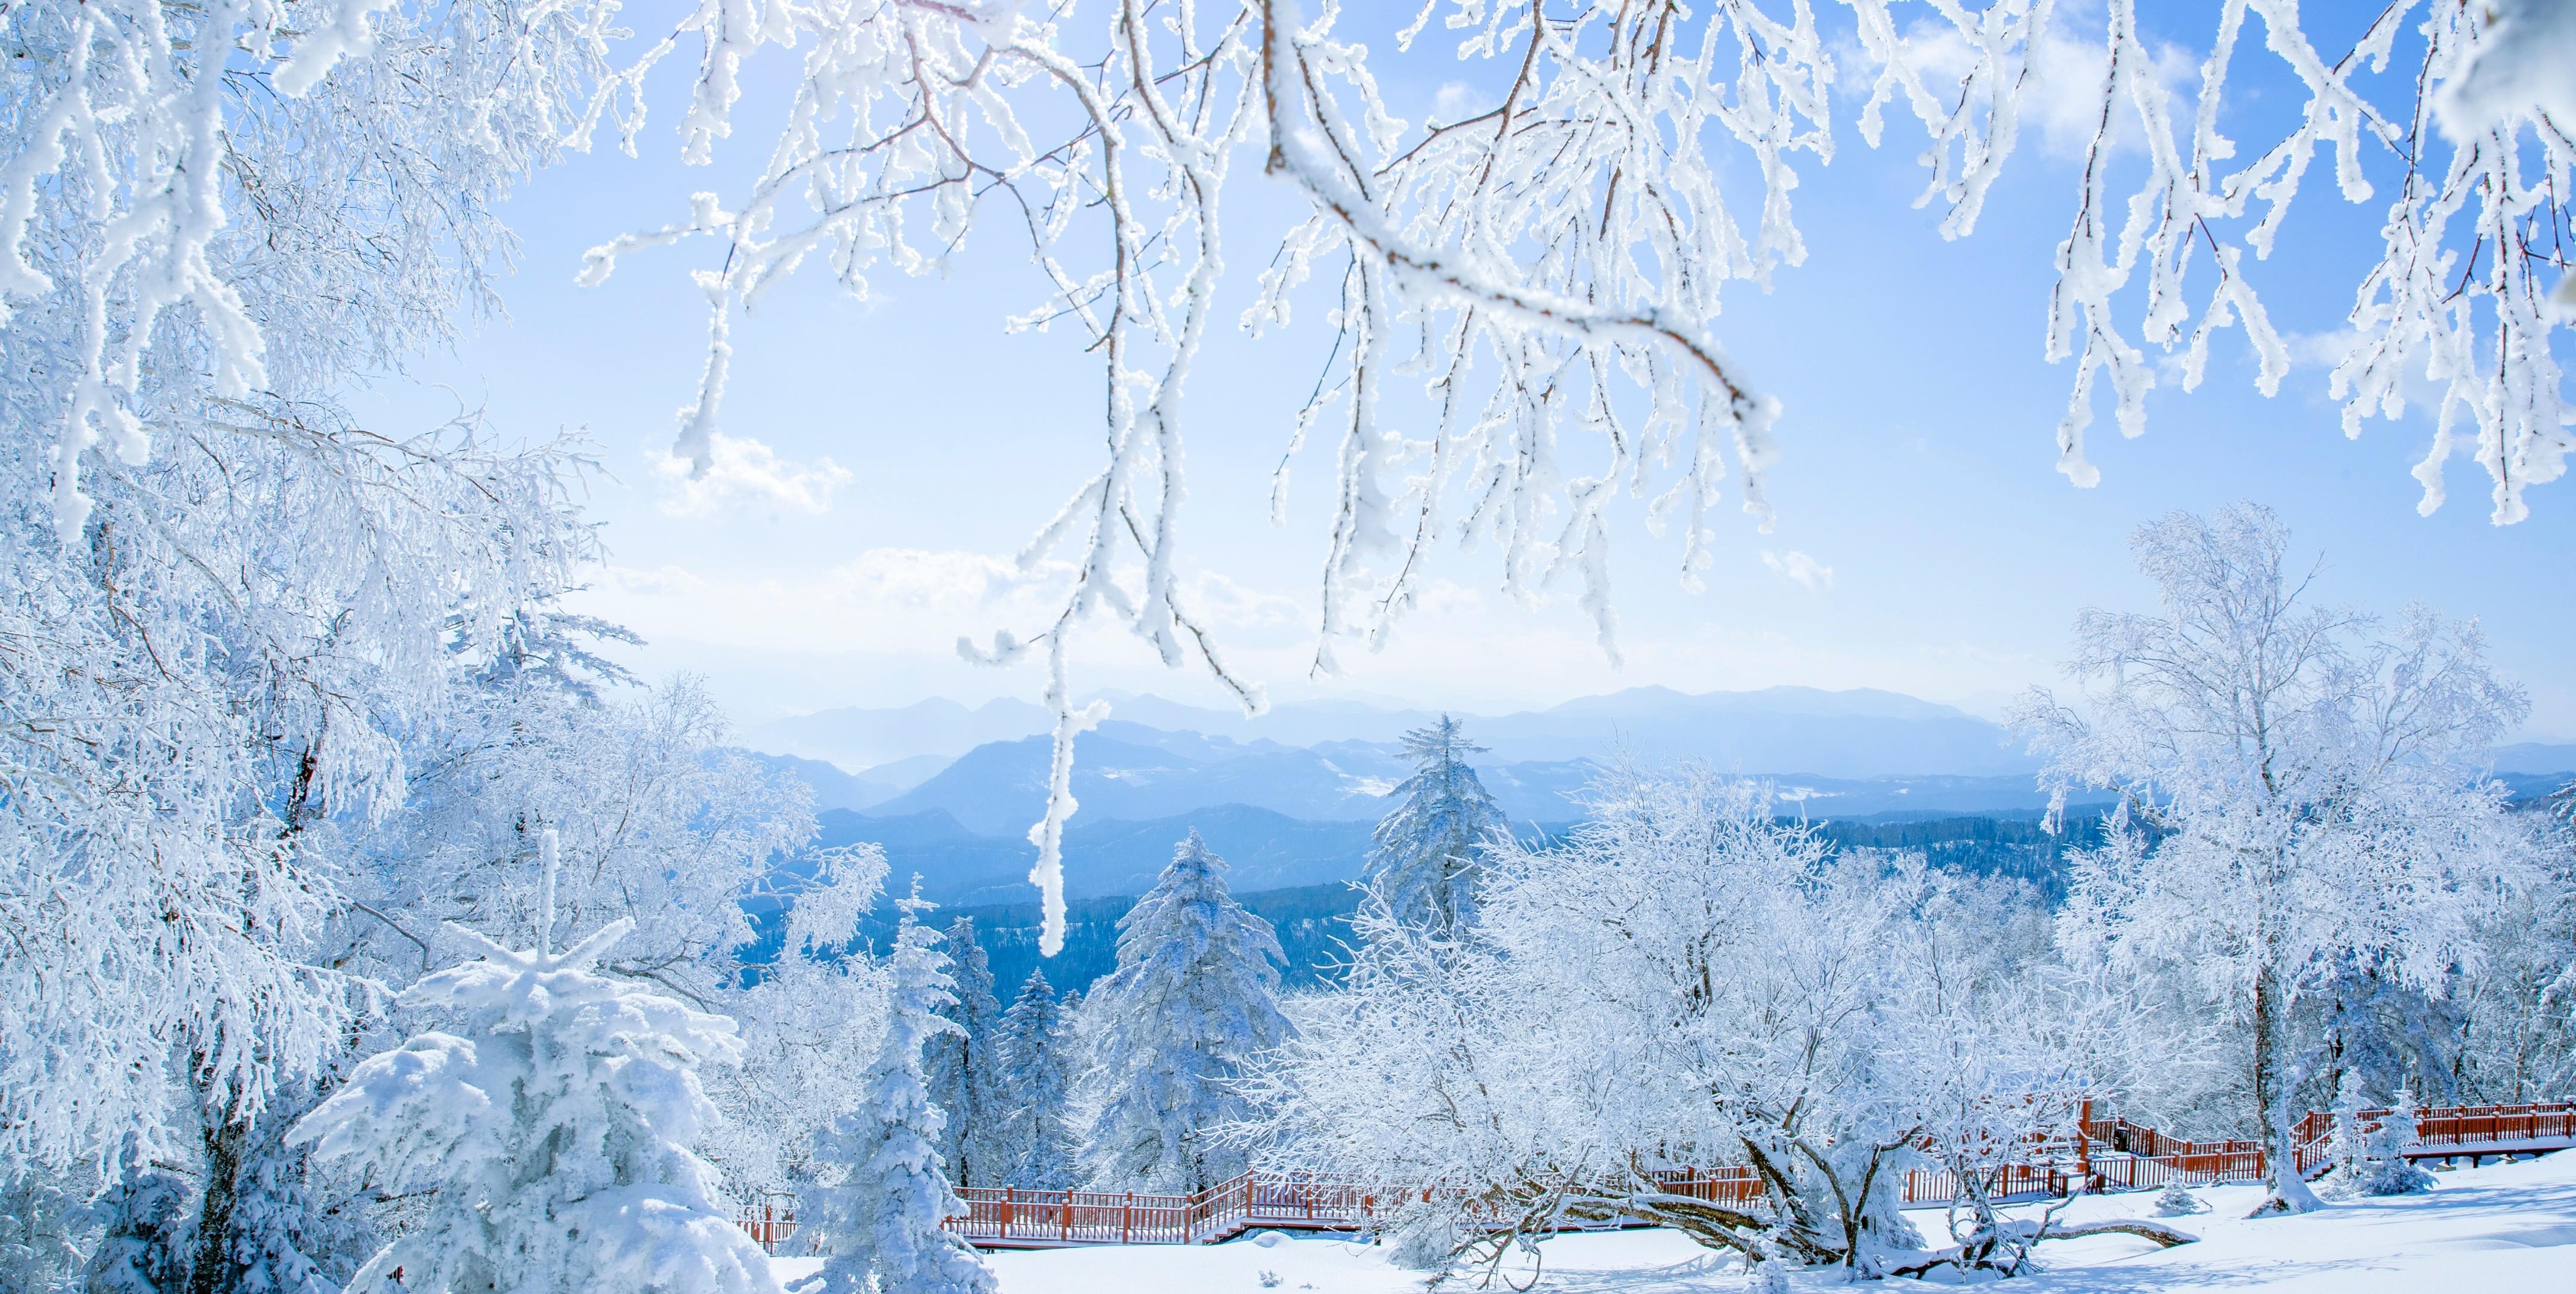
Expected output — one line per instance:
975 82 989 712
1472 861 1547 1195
778 1152 2576 1292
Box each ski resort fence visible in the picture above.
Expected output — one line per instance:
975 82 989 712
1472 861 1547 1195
732 1100 2576 1253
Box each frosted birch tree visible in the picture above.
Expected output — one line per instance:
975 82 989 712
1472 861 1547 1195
1078 832 1291 1193
2015 503 2531 1215
1362 716 1509 942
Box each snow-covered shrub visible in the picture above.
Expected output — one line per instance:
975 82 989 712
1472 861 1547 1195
797 892 995 1294
2152 1182 2209 1217
290 889 775 1294
1079 833 1291 1193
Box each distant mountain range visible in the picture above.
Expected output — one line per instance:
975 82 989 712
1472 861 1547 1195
744 685 2575 906
754 685 2041 780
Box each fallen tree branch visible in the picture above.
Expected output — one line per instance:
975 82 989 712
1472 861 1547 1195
2038 1217 2199 1247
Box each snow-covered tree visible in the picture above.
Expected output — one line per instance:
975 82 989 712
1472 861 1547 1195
2016 504 2532 1215
1254 768 2183 1278
347 677 812 997
323 666 889 1200
79 1154 193 1294
289 841 776 1294
0 0 614 1189
0 1165 91 1294
2319 1068 2376 1201
797 890 995 1294
2454 820 2576 1102
995 971 1081 1190
701 842 891 1202
1362 717 1508 943
1079 832 1290 1193
924 918 1010 1188
2356 1092 2438 1197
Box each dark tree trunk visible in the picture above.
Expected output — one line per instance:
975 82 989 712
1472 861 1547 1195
186 1101 248 1294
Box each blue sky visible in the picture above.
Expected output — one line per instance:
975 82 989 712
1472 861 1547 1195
352 3 2576 739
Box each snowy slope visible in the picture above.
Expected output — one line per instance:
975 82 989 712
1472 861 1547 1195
776 1151 2576 1292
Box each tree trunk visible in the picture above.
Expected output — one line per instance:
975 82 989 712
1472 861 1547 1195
187 1098 248 1294
2250 965 2320 1215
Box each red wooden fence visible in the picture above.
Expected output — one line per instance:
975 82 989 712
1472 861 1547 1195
732 1100 2576 1254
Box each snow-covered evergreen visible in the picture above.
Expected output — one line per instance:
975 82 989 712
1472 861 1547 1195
1361 717 1508 942
1079 832 1291 1193
995 971 1081 1190
79 1154 192 1294
797 890 995 1294
2355 1092 2438 1197
925 917 1010 1188
290 838 775 1294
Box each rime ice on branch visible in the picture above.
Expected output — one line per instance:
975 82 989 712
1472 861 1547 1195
569 1 2572 955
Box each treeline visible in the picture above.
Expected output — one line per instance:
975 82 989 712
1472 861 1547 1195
866 811 2136 998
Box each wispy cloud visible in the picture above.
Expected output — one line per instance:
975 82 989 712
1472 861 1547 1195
1763 549 1835 591
652 433 853 517
1882 8 2197 160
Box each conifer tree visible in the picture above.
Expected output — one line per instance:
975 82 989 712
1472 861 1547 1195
289 835 774 1294
995 970 1080 1189
81 1157 193 1294
924 917 1008 1187
800 890 995 1294
1079 832 1291 1193
1363 717 1508 940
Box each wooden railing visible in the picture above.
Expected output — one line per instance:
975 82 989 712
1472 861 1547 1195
730 1101 2576 1254
2408 1102 2576 1149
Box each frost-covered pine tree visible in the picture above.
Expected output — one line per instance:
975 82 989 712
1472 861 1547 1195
1079 832 1290 1193
2321 1069 2376 1202
79 1154 193 1294
2358 1092 2437 1197
995 970 1080 1190
924 917 1009 1188
798 890 995 1294
1362 717 1508 942
289 836 776 1294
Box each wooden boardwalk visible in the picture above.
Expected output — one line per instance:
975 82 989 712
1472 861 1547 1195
734 1101 2576 1255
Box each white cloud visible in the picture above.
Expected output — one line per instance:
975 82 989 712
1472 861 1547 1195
1762 549 1835 590
1432 81 1495 123
652 433 853 517
1886 9 2198 160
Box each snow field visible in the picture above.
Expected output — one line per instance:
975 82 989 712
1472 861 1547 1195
776 1152 2576 1293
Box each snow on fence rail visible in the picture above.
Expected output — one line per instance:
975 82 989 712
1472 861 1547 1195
729 1101 2576 1253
